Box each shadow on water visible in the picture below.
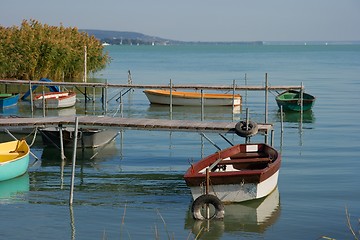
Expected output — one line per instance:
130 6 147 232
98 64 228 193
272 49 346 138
184 187 280 240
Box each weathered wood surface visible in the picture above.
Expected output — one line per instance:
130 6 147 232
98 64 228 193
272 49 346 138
0 79 303 91
0 116 273 134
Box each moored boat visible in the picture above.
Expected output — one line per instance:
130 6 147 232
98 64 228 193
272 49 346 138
0 93 20 109
184 143 281 203
0 140 30 181
39 127 119 148
33 92 76 109
275 90 315 111
143 89 241 106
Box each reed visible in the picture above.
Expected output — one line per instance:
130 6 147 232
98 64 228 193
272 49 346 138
318 207 359 240
0 19 110 81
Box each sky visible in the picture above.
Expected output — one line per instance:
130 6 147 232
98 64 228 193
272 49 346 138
1 0 359 42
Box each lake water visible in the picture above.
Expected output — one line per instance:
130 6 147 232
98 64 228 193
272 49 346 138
0 44 359 240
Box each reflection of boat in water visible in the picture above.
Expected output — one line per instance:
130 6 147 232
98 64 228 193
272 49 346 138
0 173 29 203
146 104 241 120
277 109 315 123
41 141 119 163
184 187 280 238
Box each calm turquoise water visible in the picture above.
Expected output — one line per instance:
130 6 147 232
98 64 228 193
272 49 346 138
0 44 359 239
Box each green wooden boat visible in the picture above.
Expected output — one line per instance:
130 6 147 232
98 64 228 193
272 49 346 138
275 90 315 111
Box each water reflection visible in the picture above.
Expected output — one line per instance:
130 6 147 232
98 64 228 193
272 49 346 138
276 109 315 123
0 173 29 203
0 105 19 115
40 141 119 163
146 104 242 121
184 187 280 239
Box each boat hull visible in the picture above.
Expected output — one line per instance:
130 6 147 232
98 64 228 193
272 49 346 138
275 90 315 111
144 90 241 106
184 143 281 203
40 127 118 148
0 93 20 109
0 140 30 181
33 92 76 109
189 170 279 203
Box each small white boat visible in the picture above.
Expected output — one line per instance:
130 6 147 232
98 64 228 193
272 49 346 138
33 92 76 109
143 89 241 106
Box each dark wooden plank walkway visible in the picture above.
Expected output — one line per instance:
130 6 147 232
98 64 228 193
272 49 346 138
0 79 303 91
0 116 273 134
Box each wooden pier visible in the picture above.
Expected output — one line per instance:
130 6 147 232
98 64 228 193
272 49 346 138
0 115 273 134
0 79 303 91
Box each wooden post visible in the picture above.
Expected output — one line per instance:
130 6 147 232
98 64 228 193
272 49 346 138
92 86 96 103
232 79 236 121
206 168 210 219
300 82 304 132
84 45 87 83
244 73 248 107
59 124 66 161
245 108 250 143
128 70 132 85
169 79 173 120
69 117 79 205
280 105 284 151
265 73 268 124
42 86 45 117
201 89 204 121
104 80 108 114
29 81 34 117
120 91 123 118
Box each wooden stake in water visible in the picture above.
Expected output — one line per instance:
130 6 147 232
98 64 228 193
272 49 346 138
201 90 204 121
265 73 269 124
29 81 34 117
69 117 79 205
232 79 236 121
169 79 173 120
58 124 66 161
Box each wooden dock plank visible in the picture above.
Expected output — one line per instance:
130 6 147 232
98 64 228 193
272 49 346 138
0 116 273 134
0 79 303 91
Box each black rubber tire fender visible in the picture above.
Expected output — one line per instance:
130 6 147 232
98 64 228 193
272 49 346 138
235 120 258 137
191 194 225 220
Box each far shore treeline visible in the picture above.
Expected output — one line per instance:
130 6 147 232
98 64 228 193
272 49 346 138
0 19 110 82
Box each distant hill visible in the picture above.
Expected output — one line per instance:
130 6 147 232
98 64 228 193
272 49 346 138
81 29 263 46
81 29 176 45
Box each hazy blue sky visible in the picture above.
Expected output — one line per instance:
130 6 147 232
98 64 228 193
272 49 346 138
1 0 359 41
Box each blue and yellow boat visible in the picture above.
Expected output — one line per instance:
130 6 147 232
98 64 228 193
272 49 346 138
0 140 29 181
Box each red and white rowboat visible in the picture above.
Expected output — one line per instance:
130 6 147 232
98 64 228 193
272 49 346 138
184 143 281 203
